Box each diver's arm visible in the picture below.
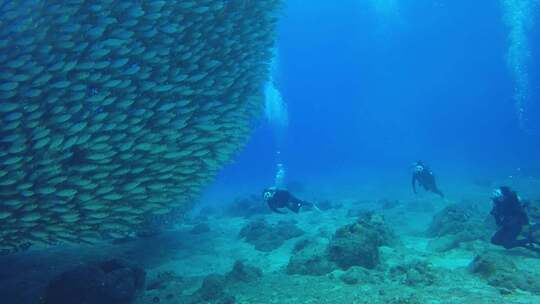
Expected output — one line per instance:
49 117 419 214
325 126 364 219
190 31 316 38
412 175 417 194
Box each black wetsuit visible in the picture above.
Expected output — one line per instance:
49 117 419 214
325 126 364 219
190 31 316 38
412 163 444 198
264 189 308 214
490 187 532 250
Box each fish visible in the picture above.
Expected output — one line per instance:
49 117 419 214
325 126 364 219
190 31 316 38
0 0 282 252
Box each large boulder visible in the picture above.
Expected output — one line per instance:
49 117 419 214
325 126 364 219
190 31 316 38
286 240 336 276
359 212 400 246
226 261 263 284
197 274 227 302
44 259 146 304
426 235 460 253
328 213 397 270
189 261 262 304
328 224 380 270
339 266 383 285
189 274 235 304
426 204 488 252
239 219 305 252
469 252 540 293
427 204 473 237
285 212 398 277
146 271 183 291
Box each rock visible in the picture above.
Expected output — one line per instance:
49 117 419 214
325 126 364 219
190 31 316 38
226 261 262 283
328 213 397 270
469 252 515 277
286 240 336 276
346 204 376 218
292 238 312 253
146 271 183 291
389 260 436 286
190 274 235 304
426 204 488 252
188 262 260 304
426 235 458 252
197 274 227 301
277 220 306 240
339 266 381 285
44 259 146 304
427 204 485 238
189 223 211 235
469 251 540 293
288 214 396 275
328 225 379 270
358 212 399 246
239 219 305 252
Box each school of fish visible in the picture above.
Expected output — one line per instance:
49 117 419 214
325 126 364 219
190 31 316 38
0 0 282 253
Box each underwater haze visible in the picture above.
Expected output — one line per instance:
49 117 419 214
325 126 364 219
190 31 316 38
2 0 540 304
211 0 540 198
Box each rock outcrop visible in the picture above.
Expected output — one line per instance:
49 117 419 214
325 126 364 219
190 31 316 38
44 259 146 304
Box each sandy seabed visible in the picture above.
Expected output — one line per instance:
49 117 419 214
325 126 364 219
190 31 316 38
2 177 540 304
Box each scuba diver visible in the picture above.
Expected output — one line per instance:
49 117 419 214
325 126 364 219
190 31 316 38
411 161 444 198
490 186 540 253
262 187 315 214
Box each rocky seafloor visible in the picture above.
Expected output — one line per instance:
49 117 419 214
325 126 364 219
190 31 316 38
1 178 540 304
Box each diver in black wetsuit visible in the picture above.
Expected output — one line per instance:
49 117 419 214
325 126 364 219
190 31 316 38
411 161 444 198
490 186 539 252
262 188 313 214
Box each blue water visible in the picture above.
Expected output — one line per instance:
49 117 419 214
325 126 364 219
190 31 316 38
209 0 540 199
3 2 540 303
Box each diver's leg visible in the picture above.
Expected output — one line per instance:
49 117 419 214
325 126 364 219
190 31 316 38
502 224 529 249
497 223 540 253
528 224 540 242
434 188 444 198
300 200 321 212
425 179 443 198
288 197 319 213
491 228 508 247
513 238 532 248
287 197 302 213
524 244 540 253
508 222 535 249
